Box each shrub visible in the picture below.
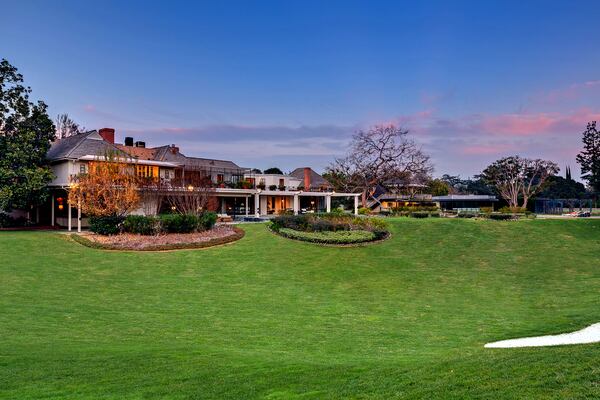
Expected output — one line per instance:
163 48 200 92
410 211 429 218
268 184 277 191
123 215 158 235
488 213 517 220
499 206 528 214
457 212 478 218
480 207 494 214
278 228 376 244
89 215 124 235
197 211 217 231
278 185 286 191
358 207 371 215
159 214 199 233
430 211 441 218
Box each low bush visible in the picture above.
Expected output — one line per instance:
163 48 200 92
457 212 478 218
430 211 441 218
159 214 199 233
89 215 124 235
270 213 388 236
488 213 517 220
268 184 277 191
479 207 494 214
197 211 217 231
0 213 30 228
499 206 528 214
410 211 430 218
358 207 371 215
278 228 377 244
123 215 158 235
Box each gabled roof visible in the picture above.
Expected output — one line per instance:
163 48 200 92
47 131 129 161
114 144 159 160
157 148 244 171
289 167 331 188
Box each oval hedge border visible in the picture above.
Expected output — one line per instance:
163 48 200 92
268 225 390 247
70 227 245 252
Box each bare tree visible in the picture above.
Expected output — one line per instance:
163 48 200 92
480 156 559 208
327 124 432 206
163 174 215 215
55 113 84 139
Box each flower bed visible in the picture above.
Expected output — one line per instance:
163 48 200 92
270 213 389 245
71 226 244 251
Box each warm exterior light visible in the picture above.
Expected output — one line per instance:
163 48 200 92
171 206 176 211
187 185 194 191
58 204 64 210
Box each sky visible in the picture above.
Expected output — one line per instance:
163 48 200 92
2 1 600 179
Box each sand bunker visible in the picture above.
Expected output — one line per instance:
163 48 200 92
485 323 600 348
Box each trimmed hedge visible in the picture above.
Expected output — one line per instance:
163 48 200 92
410 211 430 218
278 228 376 244
270 213 388 235
89 215 124 235
487 213 518 220
198 212 218 231
123 215 158 235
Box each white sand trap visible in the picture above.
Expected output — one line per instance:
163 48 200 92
485 323 600 348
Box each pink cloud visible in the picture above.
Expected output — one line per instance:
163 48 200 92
461 144 515 155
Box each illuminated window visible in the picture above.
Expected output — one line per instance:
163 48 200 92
136 165 158 178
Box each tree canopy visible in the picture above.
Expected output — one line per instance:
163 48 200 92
327 125 432 205
0 59 55 212
576 121 600 194
480 156 559 208
263 167 284 175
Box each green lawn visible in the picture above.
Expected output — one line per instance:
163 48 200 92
1 219 599 399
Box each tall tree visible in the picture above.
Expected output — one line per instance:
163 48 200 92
55 113 84 138
576 121 600 194
480 156 559 208
0 59 55 212
327 124 432 206
427 178 450 196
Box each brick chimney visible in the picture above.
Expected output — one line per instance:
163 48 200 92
98 128 115 144
303 167 311 190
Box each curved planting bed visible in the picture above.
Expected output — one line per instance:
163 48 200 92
270 213 389 246
72 226 244 251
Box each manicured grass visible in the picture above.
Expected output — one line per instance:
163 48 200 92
1 219 599 399
277 227 377 244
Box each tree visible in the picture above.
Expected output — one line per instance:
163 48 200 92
576 121 600 194
327 124 432 206
480 156 559 208
0 59 55 212
427 178 450 196
55 113 84 138
264 167 283 174
538 175 587 199
163 175 214 215
68 153 140 216
441 174 495 196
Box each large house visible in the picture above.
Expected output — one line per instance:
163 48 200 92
42 128 360 230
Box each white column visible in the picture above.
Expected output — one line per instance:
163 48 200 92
255 193 260 217
293 194 299 215
68 203 72 231
220 197 226 214
245 196 249 216
77 198 82 233
326 195 331 213
354 196 359 215
51 194 55 227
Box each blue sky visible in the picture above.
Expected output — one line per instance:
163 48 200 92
2 1 600 178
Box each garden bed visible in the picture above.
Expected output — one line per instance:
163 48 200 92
269 213 389 246
71 225 244 251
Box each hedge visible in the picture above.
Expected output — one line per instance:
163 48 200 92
277 228 377 244
89 215 124 235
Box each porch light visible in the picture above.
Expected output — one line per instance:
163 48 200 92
187 184 194 191
171 206 176 211
58 204 64 211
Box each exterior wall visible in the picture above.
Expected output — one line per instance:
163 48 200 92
245 174 302 190
50 160 87 186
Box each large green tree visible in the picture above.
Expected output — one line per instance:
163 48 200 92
0 59 55 212
576 121 600 194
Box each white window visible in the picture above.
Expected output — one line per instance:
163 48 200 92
79 164 87 174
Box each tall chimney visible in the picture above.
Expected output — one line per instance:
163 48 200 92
304 167 311 190
98 128 115 144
